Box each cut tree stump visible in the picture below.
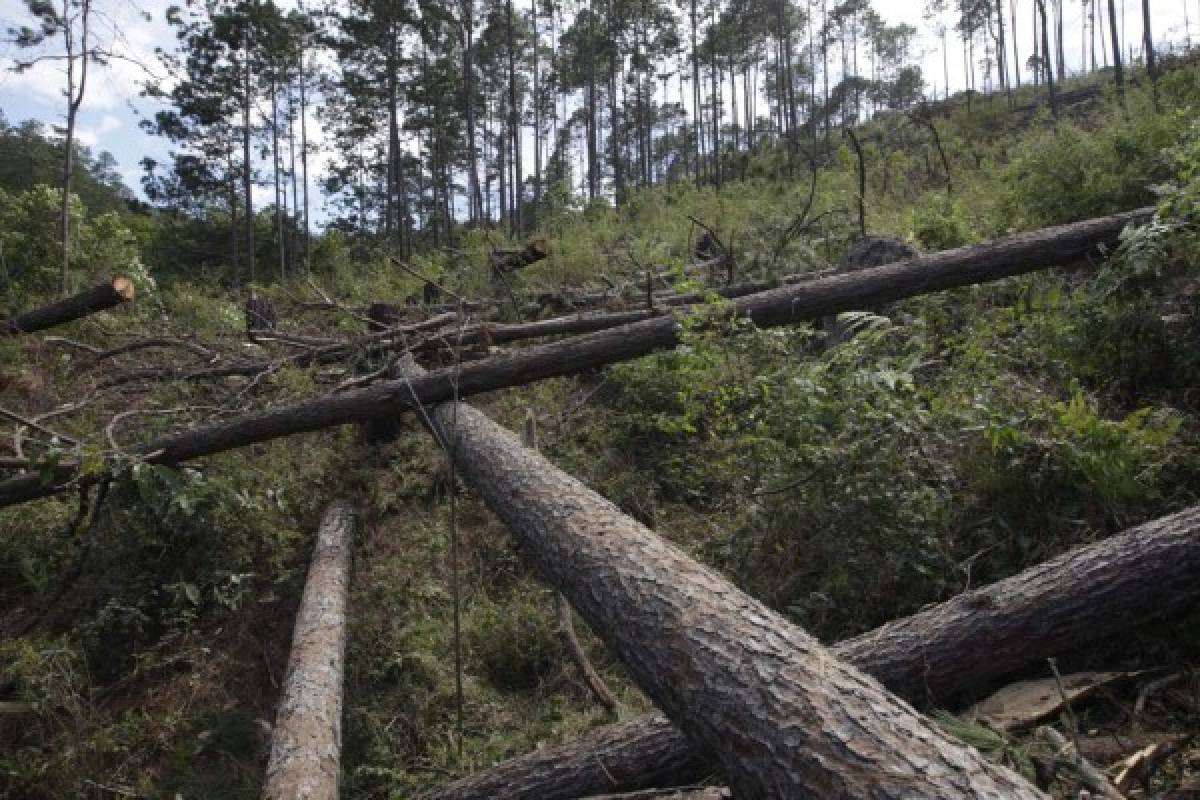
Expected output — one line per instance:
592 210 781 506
428 504 1200 800
263 501 354 800
2 277 134 336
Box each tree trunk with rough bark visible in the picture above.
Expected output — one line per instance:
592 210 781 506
429 504 1200 800
586 790 732 800
2 277 134 336
263 501 354 800
407 364 1043 799
0 208 1151 510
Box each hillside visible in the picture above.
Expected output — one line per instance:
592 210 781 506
3 24 1200 800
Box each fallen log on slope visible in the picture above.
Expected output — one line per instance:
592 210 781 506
262 501 354 800
2 277 135 336
491 238 551 276
0 208 1150 509
408 363 1042 798
428 504 1200 800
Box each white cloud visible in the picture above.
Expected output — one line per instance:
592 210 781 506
73 113 121 147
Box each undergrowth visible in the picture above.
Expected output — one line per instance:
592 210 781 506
3 69 1200 797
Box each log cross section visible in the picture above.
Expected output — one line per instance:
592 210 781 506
263 501 354 800
416 371 1044 798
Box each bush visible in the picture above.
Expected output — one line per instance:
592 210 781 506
1001 98 1182 228
467 594 561 692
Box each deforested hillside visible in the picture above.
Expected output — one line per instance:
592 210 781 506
3 1 1200 797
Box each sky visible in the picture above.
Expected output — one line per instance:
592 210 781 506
0 0 1195 223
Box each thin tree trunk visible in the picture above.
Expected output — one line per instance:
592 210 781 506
429 503 1200 800
1142 0 1159 109
1011 0 1022 86
1037 0 1059 116
530 0 542 214
1109 0 1126 108
229 150 240 285
709 5 720 187
690 0 701 181
996 0 1010 100
386 35 400 237
288 83 299 277
1033 1 1041 86
822 0 830 139
609 0 625 203
404 363 1043 798
463 1 484 224
1055 0 1065 79
299 47 311 274
506 0 522 231
243 24 256 286
262 501 354 800
587 0 599 199
270 69 285 282
60 0 91 297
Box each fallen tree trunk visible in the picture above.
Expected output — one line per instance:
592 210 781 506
584 789 731 800
0 208 1150 509
491 238 551 275
410 364 1042 798
263 501 354 800
2 277 134 336
428 504 1200 800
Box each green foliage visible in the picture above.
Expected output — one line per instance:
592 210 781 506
1000 99 1184 228
467 594 562 691
0 185 143 300
933 711 1036 783
905 195 977 250
0 115 133 215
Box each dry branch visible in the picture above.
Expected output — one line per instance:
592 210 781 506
0 208 1150 509
429 504 1200 800
1038 726 1124 799
262 501 354 800
95 312 460 391
2 277 134 336
405 363 1042 798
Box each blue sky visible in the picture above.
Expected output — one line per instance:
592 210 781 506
0 0 1194 221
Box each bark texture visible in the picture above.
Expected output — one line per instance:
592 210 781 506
586 790 732 800
430 505 1200 800
0 208 1150 509
263 501 354 800
414 372 1043 799
2 277 134 336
